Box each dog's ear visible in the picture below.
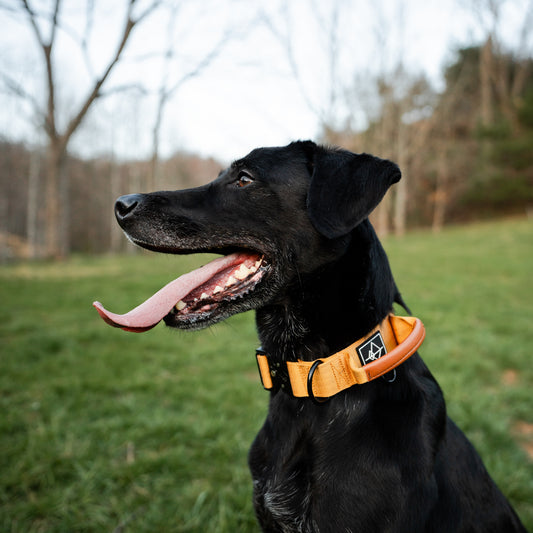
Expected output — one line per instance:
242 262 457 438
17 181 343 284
306 145 401 239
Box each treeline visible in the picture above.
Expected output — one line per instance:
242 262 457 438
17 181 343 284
1 42 532 260
0 146 221 260
324 41 533 235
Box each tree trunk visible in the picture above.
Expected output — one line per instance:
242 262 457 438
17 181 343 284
0 193 7 262
110 158 122 253
27 148 40 258
394 112 408 236
127 163 142 255
44 141 67 258
480 37 494 128
374 194 391 237
432 145 448 232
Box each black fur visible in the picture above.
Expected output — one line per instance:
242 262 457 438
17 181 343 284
114 141 526 532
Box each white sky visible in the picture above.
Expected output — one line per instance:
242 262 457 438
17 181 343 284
0 0 531 163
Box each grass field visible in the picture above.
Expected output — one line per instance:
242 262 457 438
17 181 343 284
1 218 532 532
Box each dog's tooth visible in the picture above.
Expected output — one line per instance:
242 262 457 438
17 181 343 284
200 292 209 300
213 285 224 294
175 300 186 311
234 264 251 280
226 276 237 287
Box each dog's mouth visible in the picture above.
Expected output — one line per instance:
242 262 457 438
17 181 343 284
93 251 269 332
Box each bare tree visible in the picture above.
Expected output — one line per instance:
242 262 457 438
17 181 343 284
148 3 233 191
265 0 427 236
467 0 533 132
1 0 162 258
26 146 41 257
260 0 349 131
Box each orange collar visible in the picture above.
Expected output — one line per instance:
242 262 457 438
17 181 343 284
256 315 425 403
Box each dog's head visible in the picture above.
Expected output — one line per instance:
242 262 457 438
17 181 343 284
94 141 400 332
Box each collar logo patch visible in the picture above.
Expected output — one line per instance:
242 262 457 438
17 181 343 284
357 332 387 366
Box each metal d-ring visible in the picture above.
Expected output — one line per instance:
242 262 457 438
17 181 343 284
307 360 330 405
383 368 397 383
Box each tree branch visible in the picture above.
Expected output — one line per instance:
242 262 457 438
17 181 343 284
167 35 229 95
99 83 147 98
20 0 46 48
80 0 96 79
0 1 21 14
20 0 61 140
61 1 160 150
0 71 45 121
132 0 163 25
49 0 61 47
259 2 323 121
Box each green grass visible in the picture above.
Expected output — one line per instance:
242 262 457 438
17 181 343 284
1 218 532 532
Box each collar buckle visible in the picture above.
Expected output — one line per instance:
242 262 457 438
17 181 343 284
255 347 290 393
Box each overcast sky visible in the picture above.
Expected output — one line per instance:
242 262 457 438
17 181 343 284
0 0 531 163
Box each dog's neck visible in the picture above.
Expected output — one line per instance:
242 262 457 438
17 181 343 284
256 220 398 364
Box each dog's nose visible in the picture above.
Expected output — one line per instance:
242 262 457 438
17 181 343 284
115 194 144 221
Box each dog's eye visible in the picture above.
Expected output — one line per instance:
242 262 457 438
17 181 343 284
237 172 254 187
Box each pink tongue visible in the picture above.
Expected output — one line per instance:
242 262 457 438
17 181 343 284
93 253 252 332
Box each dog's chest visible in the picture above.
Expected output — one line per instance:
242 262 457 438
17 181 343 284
253 472 313 532
249 418 316 532
251 453 314 532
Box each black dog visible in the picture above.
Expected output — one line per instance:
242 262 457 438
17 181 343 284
94 141 526 532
